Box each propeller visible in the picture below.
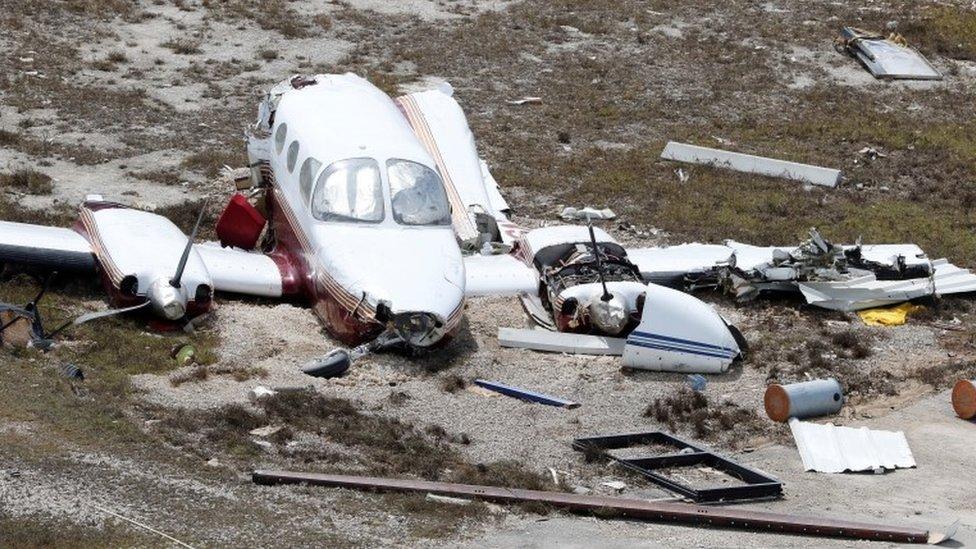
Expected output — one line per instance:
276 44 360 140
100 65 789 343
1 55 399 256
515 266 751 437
171 200 208 289
44 301 151 340
585 216 613 302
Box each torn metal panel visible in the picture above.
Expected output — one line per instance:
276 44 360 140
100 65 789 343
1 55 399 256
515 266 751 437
626 244 733 286
660 141 842 188
932 259 976 295
840 27 942 80
789 418 916 473
797 275 933 312
498 327 625 355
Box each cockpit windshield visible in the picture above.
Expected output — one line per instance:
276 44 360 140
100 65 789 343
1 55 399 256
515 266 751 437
387 159 451 226
311 158 384 223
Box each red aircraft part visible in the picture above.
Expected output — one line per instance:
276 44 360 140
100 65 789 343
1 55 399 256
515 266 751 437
216 193 266 250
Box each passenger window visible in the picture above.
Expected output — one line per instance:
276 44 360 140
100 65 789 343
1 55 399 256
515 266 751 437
299 157 322 203
286 141 300 172
274 123 287 154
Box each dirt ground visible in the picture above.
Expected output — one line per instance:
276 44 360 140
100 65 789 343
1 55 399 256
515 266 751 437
2 0 976 547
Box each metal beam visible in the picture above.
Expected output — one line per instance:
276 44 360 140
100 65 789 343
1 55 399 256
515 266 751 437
252 470 950 544
473 379 580 408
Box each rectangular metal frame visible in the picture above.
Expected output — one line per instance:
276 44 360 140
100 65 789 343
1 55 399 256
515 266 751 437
572 431 782 503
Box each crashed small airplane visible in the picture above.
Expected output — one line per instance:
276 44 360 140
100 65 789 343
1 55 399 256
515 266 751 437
2 73 970 375
0 74 746 374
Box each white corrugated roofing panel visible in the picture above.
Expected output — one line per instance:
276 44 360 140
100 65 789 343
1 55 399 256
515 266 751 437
789 418 916 473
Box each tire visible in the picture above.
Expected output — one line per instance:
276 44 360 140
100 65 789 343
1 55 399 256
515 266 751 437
301 349 351 378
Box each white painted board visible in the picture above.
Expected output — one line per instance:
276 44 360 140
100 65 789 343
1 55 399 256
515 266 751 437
661 142 842 188
498 327 625 355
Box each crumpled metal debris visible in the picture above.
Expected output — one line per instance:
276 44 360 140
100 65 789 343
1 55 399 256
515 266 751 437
559 206 616 221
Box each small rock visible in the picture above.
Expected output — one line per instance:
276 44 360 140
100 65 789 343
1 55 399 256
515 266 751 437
602 480 626 492
249 425 282 438
206 458 221 467
248 386 277 402
572 486 592 495
252 439 273 451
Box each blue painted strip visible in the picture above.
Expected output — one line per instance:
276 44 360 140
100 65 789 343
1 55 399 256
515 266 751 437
626 340 734 360
473 379 580 408
627 334 737 359
630 331 736 353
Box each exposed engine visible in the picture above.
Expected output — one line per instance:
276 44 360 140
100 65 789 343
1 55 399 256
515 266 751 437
534 240 644 334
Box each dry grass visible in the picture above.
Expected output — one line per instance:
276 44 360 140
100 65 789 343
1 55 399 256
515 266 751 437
0 169 53 194
644 388 766 445
902 5 976 61
161 37 202 55
157 388 552 490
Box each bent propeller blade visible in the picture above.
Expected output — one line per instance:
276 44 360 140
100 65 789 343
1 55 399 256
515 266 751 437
170 200 208 289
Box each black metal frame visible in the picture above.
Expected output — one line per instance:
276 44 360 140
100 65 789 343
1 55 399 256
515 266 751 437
572 431 783 504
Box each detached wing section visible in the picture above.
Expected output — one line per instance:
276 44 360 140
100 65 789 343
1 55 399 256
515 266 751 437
0 221 95 271
463 253 538 297
626 244 733 286
194 243 283 297
397 88 522 244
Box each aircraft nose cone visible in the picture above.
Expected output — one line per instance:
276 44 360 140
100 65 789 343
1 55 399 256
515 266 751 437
392 311 444 347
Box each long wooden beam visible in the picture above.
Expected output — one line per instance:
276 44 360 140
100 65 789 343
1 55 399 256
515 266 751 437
252 470 953 544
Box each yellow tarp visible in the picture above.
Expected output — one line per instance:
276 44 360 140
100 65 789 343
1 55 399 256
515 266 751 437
857 303 925 326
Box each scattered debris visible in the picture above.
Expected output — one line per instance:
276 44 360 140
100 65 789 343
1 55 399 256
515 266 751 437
90 503 196 549
172 344 197 367
497 327 625 355
505 96 542 105
601 480 626 492
559 206 616 221
764 378 844 423
674 167 689 183
857 146 887 160
426 493 472 506
472 379 580 408
951 379 976 420
247 386 277 402
573 431 783 503
251 471 947 544
686 374 707 392
857 303 925 326
788 418 916 474
249 425 283 438
838 27 942 81
660 141 842 188
59 363 84 380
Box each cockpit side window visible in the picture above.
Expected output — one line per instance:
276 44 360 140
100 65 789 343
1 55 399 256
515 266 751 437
387 159 452 226
299 157 321 203
274 123 288 154
286 141 300 172
311 158 384 223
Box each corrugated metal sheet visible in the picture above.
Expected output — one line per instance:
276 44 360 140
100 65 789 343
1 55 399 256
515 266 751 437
789 419 916 473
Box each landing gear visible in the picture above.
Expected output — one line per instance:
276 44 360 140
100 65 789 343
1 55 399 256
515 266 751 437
301 330 403 378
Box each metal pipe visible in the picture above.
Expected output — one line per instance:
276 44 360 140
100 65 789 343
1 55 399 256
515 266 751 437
252 470 944 544
764 378 844 422
952 379 976 420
